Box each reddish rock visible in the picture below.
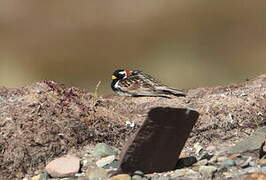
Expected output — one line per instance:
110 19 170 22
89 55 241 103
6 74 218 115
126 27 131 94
119 107 199 174
242 172 266 180
45 155 80 178
257 159 266 166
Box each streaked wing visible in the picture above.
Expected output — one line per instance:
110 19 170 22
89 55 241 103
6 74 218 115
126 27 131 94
118 74 167 97
132 70 164 87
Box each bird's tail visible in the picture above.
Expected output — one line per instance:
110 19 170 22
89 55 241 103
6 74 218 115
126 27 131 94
156 86 186 97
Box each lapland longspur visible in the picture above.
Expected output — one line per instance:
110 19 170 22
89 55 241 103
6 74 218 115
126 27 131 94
111 69 186 98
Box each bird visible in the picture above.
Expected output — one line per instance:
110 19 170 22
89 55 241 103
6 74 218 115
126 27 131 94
111 69 186 98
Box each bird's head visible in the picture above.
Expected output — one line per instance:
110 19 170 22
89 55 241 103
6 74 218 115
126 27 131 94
111 69 132 80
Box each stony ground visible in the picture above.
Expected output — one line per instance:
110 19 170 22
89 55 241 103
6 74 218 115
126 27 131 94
0 74 265 180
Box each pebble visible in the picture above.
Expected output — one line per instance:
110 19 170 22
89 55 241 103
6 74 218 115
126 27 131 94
260 139 266 158
222 159 236 167
133 170 144 176
91 143 116 157
194 143 203 155
132 174 143 180
45 155 81 178
132 170 145 180
152 176 170 180
197 151 213 161
170 169 188 178
257 159 266 166
196 159 208 166
198 165 217 177
81 159 91 166
31 174 41 180
240 157 252 168
169 168 199 179
243 172 266 180
85 167 108 180
176 156 197 168
103 160 120 169
31 172 49 180
96 155 116 167
206 145 216 152
227 153 241 160
75 173 85 177
222 172 233 178
186 169 200 176
249 161 257 167
208 156 218 164
109 174 131 180
217 156 228 162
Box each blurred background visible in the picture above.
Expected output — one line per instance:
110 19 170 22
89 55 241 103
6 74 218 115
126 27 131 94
0 1 265 94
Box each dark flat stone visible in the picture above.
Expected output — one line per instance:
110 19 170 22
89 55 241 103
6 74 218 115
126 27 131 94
119 107 199 174
226 127 266 155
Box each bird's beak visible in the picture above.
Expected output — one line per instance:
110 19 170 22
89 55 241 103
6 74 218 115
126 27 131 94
112 75 117 80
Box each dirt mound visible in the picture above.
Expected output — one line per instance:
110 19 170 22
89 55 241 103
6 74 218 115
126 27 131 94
0 81 136 179
0 75 265 179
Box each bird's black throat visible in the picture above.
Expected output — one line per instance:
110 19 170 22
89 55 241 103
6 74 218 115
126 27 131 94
111 79 119 92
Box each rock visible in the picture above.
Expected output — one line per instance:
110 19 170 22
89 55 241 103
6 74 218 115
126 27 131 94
119 107 199 174
96 155 116 168
31 174 41 180
227 153 241 160
31 175 40 180
196 159 208 166
170 169 188 178
109 174 131 180
75 173 85 177
103 160 120 169
208 156 218 164
85 167 108 180
198 165 217 177
132 175 143 180
61 177 77 180
227 127 266 154
257 159 266 166
132 170 145 180
31 172 49 180
76 177 88 180
242 172 266 180
206 145 216 152
186 169 200 177
81 159 91 167
133 170 144 176
259 139 266 158
175 156 197 168
249 161 257 167
223 172 234 179
217 156 228 162
240 157 253 168
45 155 80 178
152 176 170 180
197 151 213 161
170 168 200 179
194 143 203 155
91 143 116 157
222 159 236 167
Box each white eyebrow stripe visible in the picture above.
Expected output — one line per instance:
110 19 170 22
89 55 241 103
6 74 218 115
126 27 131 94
118 71 126 75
